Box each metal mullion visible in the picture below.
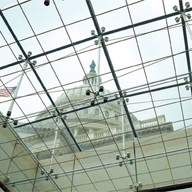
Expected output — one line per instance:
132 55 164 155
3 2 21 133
135 39 174 192
35 119 81 191
130 97 192 116
129 131 192 153
51 0 97 136
32 160 40 192
58 104 99 191
0 15 51 121
120 15 192 182
74 158 99 192
92 109 118 191
1 5 192 190
0 25 64 48
0 0 31 11
51 0 102 156
0 11 27 58
104 119 191 148
80 73 134 188
0 17 179 50
0 80 50 157
70 156 77 192
0 31 38 100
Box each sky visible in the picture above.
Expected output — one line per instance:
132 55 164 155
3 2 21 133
0 0 192 132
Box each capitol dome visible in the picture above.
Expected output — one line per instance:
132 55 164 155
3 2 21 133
16 61 172 158
35 60 140 136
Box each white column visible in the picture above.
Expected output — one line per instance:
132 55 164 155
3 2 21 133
121 100 125 157
96 36 101 91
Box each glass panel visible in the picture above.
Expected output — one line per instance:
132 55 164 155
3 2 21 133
1 0 192 191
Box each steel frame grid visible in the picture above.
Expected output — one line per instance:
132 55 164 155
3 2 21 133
124 1 157 189
13 4 128 181
0 22 83 191
0 22 191 77
1 6 192 71
0 114 61 191
48 1 129 190
13 81 188 128
0 8 81 152
1 1 135 190
177 2 192 183
2 121 192 167
21 119 192 158
85 0 138 138
0 82 73 192
1 0 192 191
5 141 192 189
126 0 182 189
1 68 182 113
0 52 83 192
8 117 192 162
0 75 190 188
0 51 188 103
16 1 85 155
0 142 40 192
163 0 192 187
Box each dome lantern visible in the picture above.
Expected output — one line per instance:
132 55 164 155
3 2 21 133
83 60 101 86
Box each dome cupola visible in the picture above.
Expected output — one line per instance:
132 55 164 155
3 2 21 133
83 60 101 86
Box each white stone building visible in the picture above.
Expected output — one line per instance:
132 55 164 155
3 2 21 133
16 61 173 160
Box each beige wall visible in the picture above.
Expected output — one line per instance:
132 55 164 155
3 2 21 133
33 128 192 192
